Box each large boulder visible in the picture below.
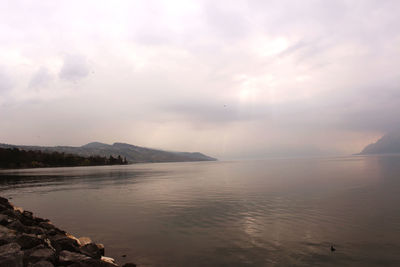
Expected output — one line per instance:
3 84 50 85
0 242 24 267
26 248 55 264
26 226 46 235
20 211 36 227
7 220 29 233
96 243 105 256
0 214 12 226
79 243 102 259
49 234 80 252
58 250 91 265
0 224 17 245
16 233 44 249
0 197 13 209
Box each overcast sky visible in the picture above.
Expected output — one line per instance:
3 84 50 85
1 0 399 159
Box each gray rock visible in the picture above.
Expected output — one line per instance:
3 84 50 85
58 250 91 264
0 242 24 267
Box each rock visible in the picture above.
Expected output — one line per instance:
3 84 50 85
14 206 24 213
27 248 55 264
0 224 17 245
49 234 80 252
0 197 13 209
78 236 92 246
29 260 54 267
69 259 118 267
23 244 46 264
33 217 49 224
20 212 36 226
79 243 102 259
101 256 116 265
1 208 22 220
122 263 137 267
66 233 81 243
96 243 105 256
38 222 55 231
0 214 12 226
8 220 29 233
0 197 9 205
26 226 45 235
0 242 24 267
58 250 91 264
16 233 44 249
0 196 120 267
43 238 55 251
23 210 33 218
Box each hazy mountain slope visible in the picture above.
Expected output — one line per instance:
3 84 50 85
0 142 217 163
359 132 400 154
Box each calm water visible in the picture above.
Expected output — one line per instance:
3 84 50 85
1 155 400 266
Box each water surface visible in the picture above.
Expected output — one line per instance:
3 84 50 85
1 155 400 266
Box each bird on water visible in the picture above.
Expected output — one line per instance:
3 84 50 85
331 245 336 252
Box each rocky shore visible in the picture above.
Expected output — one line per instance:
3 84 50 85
0 196 136 267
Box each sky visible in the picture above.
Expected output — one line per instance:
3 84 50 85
0 0 399 160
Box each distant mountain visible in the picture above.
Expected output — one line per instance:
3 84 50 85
0 142 217 163
359 132 400 154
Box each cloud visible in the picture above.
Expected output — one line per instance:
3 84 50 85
59 54 90 81
0 0 400 158
0 67 13 94
29 67 54 88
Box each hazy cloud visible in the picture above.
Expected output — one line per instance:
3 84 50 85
0 0 400 159
0 67 13 94
59 54 90 81
29 67 54 88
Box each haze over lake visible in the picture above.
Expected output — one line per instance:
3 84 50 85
1 155 400 266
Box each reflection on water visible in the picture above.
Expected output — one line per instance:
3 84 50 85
1 156 400 266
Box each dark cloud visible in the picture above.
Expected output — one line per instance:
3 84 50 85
59 54 90 81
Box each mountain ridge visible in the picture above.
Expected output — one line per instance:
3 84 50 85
359 132 400 155
0 142 217 163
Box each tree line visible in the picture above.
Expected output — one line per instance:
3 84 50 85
0 147 128 169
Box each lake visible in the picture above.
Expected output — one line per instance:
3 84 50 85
1 155 400 266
